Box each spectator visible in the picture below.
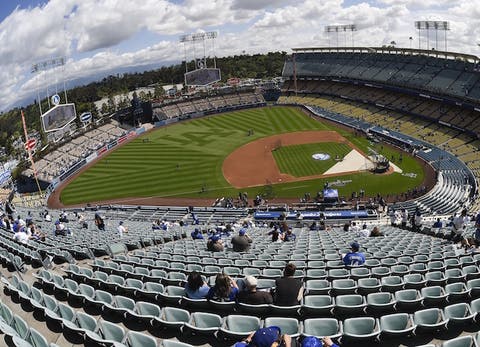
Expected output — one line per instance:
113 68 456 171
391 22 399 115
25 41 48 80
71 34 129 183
370 226 383 237
13 226 29 244
350 221 360 234
152 219 161 230
207 235 224 252
400 209 408 229
206 273 238 301
413 209 423 232
94 213 105 231
432 218 443 228
44 210 52 222
184 271 210 299
357 224 370 238
281 228 296 242
231 228 252 252
309 222 318 231
233 326 292 347
117 221 127 238
54 220 68 236
237 276 273 304
301 336 340 347
4 200 15 219
191 228 204 240
274 263 303 306
450 209 470 247
342 242 365 266
77 213 88 229
268 226 280 242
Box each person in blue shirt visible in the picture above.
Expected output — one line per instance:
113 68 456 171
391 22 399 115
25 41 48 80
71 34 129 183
342 241 366 266
184 271 209 299
432 218 443 228
191 228 204 240
281 228 296 242
206 273 238 301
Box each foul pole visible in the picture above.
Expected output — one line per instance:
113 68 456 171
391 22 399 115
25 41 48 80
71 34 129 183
21 110 43 195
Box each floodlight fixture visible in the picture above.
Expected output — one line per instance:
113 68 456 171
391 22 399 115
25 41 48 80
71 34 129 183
414 20 450 51
324 24 357 47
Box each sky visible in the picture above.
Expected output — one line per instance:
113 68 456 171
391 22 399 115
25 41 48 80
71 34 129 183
0 0 479 111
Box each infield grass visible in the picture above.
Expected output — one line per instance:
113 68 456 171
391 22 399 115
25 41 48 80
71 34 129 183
272 142 351 177
60 106 425 205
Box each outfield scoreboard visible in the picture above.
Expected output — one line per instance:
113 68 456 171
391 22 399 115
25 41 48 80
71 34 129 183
41 103 77 133
184 68 221 86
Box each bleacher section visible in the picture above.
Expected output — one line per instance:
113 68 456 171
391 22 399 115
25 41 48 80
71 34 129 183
279 77 480 213
23 123 129 183
283 48 480 104
153 92 266 120
2 205 480 346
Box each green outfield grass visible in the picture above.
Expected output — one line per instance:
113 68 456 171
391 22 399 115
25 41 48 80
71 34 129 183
272 142 351 177
60 106 425 205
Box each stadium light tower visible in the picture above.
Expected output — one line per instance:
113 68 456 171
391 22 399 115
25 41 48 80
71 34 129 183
414 21 450 51
325 24 357 48
31 57 67 115
179 31 218 73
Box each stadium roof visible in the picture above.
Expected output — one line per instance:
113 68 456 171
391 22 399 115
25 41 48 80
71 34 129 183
291 46 480 64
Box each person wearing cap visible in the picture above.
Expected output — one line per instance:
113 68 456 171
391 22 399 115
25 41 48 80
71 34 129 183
274 263 304 306
342 241 366 266
234 326 292 347
280 228 296 242
191 228 204 240
231 228 252 252
207 234 224 252
237 275 273 305
55 220 68 236
301 336 339 347
117 221 127 238
13 222 29 244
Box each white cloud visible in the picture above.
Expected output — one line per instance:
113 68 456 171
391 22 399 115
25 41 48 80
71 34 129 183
0 0 479 111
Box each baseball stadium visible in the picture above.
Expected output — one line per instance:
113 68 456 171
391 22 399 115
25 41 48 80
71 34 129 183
2 9 480 347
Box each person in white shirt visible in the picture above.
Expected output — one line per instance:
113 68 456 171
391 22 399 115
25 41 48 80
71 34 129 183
451 209 470 247
117 221 127 238
13 226 29 244
358 224 370 238
401 209 408 229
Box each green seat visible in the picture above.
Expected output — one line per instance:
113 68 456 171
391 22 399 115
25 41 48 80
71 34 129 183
63 311 97 336
85 319 126 346
219 315 261 340
129 301 162 326
237 302 271 317
124 330 158 347
467 278 480 299
444 303 475 326
445 282 469 302
425 271 447 287
331 279 357 296
379 313 415 338
335 294 366 317
306 280 331 295
4 314 29 340
413 308 447 332
343 317 380 341
403 273 427 289
366 292 396 316
264 317 300 338
445 268 466 283
441 335 476 347
28 327 60 347
394 289 423 312
328 269 349 280
302 318 342 339
357 278 381 295
184 312 222 336
302 295 335 317
159 286 184 306
139 282 165 302
421 286 448 308
157 307 190 330
349 267 370 280
381 276 404 292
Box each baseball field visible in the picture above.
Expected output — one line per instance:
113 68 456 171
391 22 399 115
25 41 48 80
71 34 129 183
58 106 426 206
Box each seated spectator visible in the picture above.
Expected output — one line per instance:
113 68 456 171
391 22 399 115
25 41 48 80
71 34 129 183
357 224 370 238
13 228 29 244
44 210 52 222
432 218 443 228
54 220 68 236
370 226 383 237
350 221 360 234
237 276 273 305
152 219 161 230
343 223 350 232
184 271 210 299
207 235 224 252
268 226 280 242
231 228 252 252
281 228 296 242
117 221 127 238
94 213 105 231
342 242 365 266
206 273 238 301
233 326 292 347
274 263 303 306
77 213 88 229
309 221 318 231
191 228 204 240
301 336 339 347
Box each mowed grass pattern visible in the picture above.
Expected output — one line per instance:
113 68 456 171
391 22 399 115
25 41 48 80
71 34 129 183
273 143 351 177
60 106 426 205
